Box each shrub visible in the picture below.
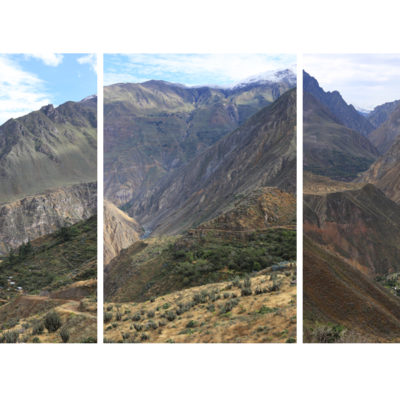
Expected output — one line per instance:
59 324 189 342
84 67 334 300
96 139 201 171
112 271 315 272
220 298 239 314
60 327 70 343
132 313 141 322
243 276 251 289
147 310 155 318
3 330 19 343
141 333 149 341
165 310 176 321
186 320 197 328
81 337 97 343
32 322 45 335
44 311 62 332
134 323 143 332
146 320 158 330
32 337 40 343
312 324 345 343
241 288 252 296
255 287 263 295
104 312 113 323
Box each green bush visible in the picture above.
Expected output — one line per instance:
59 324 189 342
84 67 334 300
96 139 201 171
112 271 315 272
60 327 70 343
104 312 113 323
44 311 62 332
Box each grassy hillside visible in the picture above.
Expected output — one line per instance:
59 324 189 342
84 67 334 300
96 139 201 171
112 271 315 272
0 216 97 298
0 217 97 343
104 265 296 343
304 237 400 343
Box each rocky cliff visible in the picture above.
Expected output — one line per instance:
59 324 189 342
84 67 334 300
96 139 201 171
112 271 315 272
104 200 143 265
0 182 96 255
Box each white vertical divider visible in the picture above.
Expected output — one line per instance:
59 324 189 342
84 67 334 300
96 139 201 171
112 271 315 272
296 53 303 344
97 52 104 344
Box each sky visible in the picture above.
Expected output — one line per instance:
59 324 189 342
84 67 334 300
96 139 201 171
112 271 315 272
104 54 296 87
304 54 400 111
0 53 97 124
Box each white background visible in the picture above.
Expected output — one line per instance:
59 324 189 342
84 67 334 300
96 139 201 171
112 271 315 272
1 0 400 398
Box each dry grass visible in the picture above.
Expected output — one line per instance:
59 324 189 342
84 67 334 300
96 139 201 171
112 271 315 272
104 267 296 343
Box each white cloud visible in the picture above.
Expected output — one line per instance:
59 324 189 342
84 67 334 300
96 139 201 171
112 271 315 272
29 53 64 66
0 55 51 124
104 54 296 86
304 54 400 109
77 53 97 73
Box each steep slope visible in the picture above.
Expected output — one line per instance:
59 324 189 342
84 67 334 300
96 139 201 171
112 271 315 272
104 200 143 265
304 237 400 343
360 135 400 204
104 74 295 205
0 182 96 256
304 184 400 277
0 97 97 204
303 71 374 136
368 102 400 153
129 89 296 236
0 216 97 297
367 99 400 128
303 92 379 180
0 217 97 343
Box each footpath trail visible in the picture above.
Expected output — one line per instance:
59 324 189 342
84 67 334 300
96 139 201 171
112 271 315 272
189 225 296 234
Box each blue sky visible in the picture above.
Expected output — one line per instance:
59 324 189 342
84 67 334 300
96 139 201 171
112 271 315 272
104 54 296 87
0 53 97 123
304 54 400 110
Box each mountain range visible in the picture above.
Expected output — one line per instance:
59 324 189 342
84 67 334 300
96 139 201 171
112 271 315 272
103 70 297 343
303 71 400 342
104 71 296 206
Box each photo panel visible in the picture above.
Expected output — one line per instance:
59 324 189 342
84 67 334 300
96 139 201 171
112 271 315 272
103 54 297 343
303 54 400 343
0 54 98 343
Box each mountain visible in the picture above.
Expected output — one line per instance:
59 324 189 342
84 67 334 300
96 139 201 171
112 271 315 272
303 71 374 136
128 89 296 236
303 92 379 180
304 184 400 277
0 97 97 204
360 135 400 204
104 200 143 265
104 73 295 206
367 99 400 128
368 102 400 153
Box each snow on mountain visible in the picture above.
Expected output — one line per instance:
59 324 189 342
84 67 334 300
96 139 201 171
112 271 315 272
233 68 297 89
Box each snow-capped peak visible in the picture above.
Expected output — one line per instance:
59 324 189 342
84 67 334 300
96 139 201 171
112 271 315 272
81 94 97 102
233 68 296 89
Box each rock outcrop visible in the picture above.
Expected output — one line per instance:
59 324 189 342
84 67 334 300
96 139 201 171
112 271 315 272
0 182 96 255
104 200 143 265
